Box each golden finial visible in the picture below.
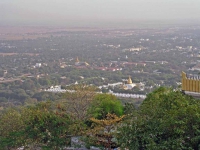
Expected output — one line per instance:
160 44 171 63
76 57 79 63
127 76 133 84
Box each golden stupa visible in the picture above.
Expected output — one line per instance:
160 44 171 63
122 76 136 90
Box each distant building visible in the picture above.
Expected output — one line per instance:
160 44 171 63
75 57 90 66
123 76 136 90
182 71 200 97
109 90 146 99
122 76 145 90
106 67 122 71
35 63 42 68
129 47 142 51
75 57 80 66
123 47 143 52
190 63 200 71
45 85 66 93
95 67 122 71
122 62 146 67
108 82 123 88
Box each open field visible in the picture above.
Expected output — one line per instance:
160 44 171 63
0 53 39 56
0 26 103 40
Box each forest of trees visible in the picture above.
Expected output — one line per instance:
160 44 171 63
0 86 200 150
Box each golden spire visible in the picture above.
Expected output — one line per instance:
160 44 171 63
76 57 79 63
127 76 133 84
85 62 90 66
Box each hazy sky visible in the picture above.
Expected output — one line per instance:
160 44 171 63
1 0 200 27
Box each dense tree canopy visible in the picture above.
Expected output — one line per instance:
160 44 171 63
117 87 200 150
0 87 200 149
0 102 72 149
88 93 124 119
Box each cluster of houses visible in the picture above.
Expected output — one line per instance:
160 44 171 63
72 56 148 72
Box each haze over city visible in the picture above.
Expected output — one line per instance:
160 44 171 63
1 0 200 27
1 0 200 149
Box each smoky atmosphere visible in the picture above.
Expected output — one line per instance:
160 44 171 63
1 0 200 27
0 1 200 150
